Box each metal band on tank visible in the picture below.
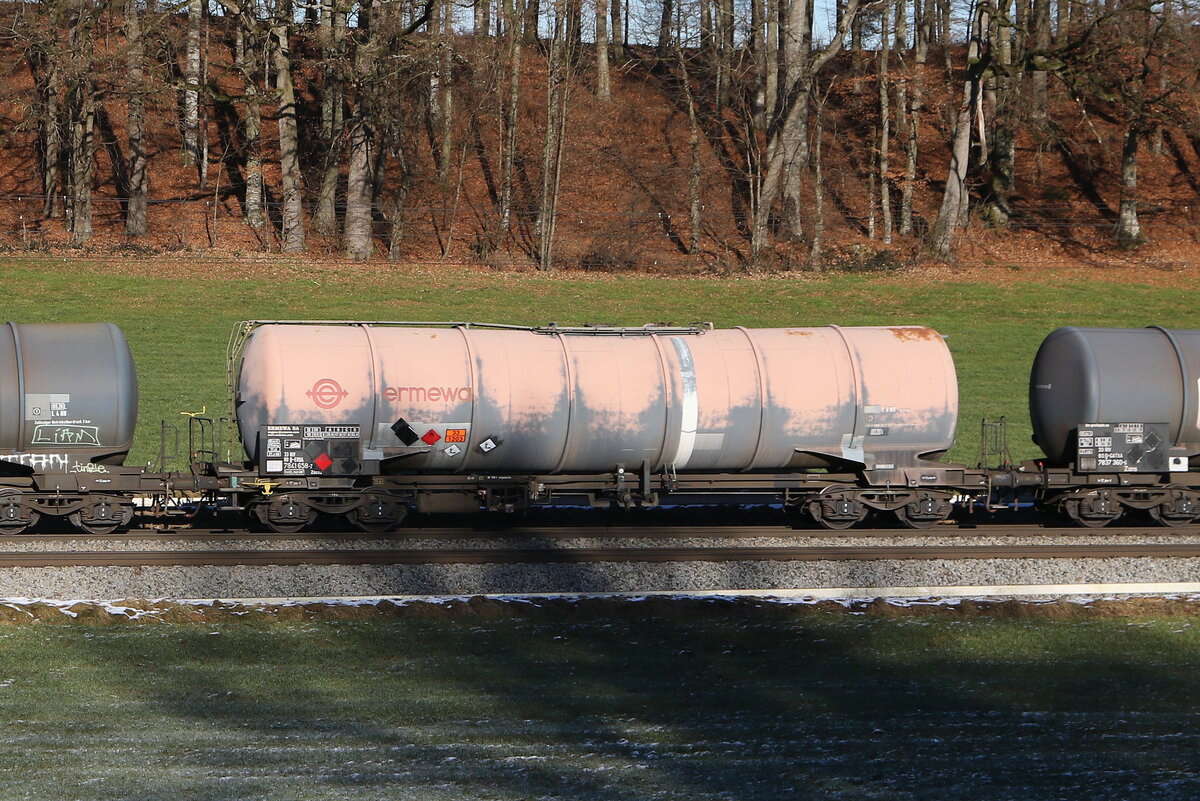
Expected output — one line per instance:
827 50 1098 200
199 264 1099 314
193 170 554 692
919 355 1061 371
454 325 478 473
827 325 864 463
8 323 24 448
551 331 576 474
1149 325 1191 440
649 333 673 470
734 327 768 471
360 324 380 450
668 337 699 469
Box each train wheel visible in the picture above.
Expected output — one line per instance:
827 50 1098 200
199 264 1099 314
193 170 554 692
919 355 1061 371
251 497 316 534
68 499 132 536
807 499 867 530
346 496 405 534
1063 498 1120 528
893 508 945 529
893 494 952 529
0 492 38 535
1149 504 1198 528
0 514 38 536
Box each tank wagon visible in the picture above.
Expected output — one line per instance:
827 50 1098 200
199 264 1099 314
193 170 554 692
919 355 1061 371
0 323 151 533
1026 326 1200 526
228 321 968 531
3 319 1200 535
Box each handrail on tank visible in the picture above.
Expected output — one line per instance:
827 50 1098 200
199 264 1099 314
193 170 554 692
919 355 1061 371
232 319 715 335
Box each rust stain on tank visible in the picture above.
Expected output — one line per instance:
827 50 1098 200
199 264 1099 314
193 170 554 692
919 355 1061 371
785 329 816 336
887 327 940 342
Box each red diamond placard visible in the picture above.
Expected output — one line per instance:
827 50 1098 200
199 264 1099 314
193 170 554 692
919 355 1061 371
421 429 442 445
313 453 333 471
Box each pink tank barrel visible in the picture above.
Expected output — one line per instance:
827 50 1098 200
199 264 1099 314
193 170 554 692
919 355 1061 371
235 322 958 474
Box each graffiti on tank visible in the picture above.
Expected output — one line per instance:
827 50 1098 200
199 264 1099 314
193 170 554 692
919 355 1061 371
0 453 70 470
32 424 101 446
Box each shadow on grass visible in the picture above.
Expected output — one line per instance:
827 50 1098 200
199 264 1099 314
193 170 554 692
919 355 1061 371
31 596 1200 800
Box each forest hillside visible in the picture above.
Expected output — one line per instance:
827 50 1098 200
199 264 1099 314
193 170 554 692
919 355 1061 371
3 0 1198 272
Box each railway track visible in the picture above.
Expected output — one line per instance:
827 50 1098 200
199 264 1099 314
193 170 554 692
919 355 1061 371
6 542 1200 567
6 521 1200 545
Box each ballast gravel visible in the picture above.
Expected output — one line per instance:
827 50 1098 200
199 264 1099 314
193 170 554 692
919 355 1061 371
0 554 1197 600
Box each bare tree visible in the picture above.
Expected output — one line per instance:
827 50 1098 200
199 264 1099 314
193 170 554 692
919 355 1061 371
751 0 876 257
124 0 148 236
65 0 97 245
22 1 67 219
930 1 989 259
343 0 434 259
272 7 305 252
536 0 579 270
595 0 611 101
314 0 348 235
498 0 524 232
183 0 206 185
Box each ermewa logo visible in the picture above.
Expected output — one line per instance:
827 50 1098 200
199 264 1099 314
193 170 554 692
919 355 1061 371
385 386 474 402
307 378 349 409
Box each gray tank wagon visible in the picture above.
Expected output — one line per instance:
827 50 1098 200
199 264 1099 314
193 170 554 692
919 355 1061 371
0 322 149 534
0 322 138 469
1025 326 1200 526
1031 326 1200 467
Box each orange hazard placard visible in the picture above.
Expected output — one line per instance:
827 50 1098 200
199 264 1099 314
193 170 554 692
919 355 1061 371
445 428 467 443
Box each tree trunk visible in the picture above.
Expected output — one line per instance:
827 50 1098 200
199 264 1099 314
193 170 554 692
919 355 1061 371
183 0 203 180
609 0 623 61
125 0 148 236
236 23 264 230
537 0 574 270
914 0 929 62
314 0 346 235
807 99 825 269
522 0 539 42
1030 0 1050 118
430 0 454 186
778 0 813 241
344 0 378 260
675 43 703 253
899 66 920 236
930 3 987 258
273 19 305 252
657 0 673 56
66 2 94 245
33 46 63 219
1116 123 1142 248
716 0 733 108
499 0 523 231
475 0 491 35
344 117 377 259
595 0 610 100
764 0 779 126
751 0 864 257
878 1 892 244
984 0 1015 226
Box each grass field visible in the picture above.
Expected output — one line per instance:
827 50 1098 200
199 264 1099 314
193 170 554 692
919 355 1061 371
0 605 1199 800
6 257 1200 466
6 259 1200 797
